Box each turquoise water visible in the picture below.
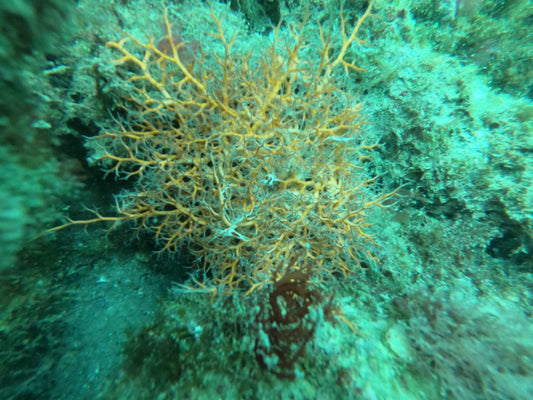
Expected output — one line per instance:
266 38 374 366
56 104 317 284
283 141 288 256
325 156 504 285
1 1 532 399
